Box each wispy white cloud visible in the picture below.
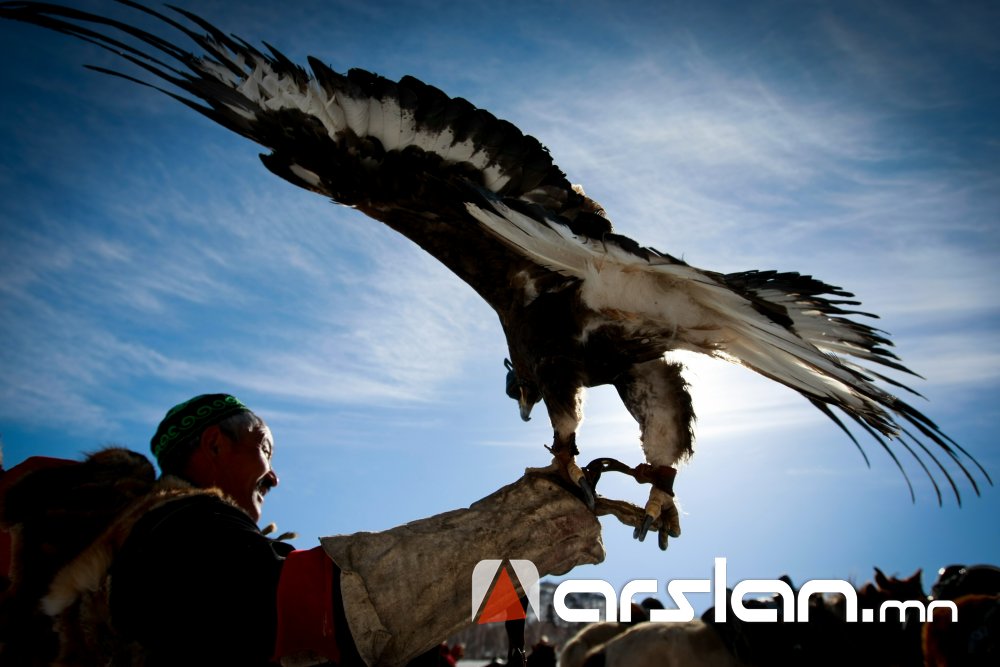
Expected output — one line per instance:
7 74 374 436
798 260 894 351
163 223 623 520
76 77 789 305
0 115 498 430
499 28 999 397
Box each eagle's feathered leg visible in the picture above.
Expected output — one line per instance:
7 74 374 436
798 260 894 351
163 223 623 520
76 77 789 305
522 368 596 509
614 358 694 550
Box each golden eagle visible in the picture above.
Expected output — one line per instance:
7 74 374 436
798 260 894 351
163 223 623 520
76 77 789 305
1 0 989 549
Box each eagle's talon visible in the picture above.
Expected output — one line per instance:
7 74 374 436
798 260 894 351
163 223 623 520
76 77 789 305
577 476 596 511
661 495 681 539
635 486 681 550
634 514 654 542
561 456 596 510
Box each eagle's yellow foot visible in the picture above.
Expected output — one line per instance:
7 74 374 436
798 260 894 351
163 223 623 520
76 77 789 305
525 455 596 510
563 457 596 510
634 465 680 550
634 487 681 550
525 437 596 510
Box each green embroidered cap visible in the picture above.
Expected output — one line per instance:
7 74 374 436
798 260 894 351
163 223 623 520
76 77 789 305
151 393 251 463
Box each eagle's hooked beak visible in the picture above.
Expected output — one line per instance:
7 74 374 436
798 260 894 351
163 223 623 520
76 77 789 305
518 387 534 422
505 358 536 421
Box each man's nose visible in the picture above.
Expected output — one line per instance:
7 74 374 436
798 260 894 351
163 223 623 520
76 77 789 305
264 469 279 489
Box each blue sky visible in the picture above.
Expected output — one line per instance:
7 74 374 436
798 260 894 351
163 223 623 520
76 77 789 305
1 0 998 615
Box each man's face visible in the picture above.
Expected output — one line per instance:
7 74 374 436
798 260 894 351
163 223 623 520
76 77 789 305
214 423 278 522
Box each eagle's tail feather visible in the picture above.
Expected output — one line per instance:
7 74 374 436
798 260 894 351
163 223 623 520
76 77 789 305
705 276 991 503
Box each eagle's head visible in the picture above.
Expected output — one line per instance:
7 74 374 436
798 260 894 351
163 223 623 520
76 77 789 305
504 358 541 422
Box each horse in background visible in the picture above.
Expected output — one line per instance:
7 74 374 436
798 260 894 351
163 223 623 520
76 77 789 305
923 564 1000 666
558 598 664 667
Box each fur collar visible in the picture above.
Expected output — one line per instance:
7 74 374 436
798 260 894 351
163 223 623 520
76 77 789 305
42 476 223 616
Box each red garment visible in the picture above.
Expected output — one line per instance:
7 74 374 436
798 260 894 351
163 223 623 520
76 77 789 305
273 546 340 664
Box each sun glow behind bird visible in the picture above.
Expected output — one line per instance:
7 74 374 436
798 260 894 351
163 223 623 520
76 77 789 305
0 0 997 613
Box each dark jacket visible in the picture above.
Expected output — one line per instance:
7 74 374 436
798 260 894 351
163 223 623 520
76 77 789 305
111 492 295 666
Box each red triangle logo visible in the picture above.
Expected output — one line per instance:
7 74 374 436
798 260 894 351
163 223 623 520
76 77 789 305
476 567 526 624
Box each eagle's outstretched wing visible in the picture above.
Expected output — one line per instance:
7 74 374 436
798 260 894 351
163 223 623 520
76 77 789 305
0 0 609 310
0 2 989 527
468 195 990 504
